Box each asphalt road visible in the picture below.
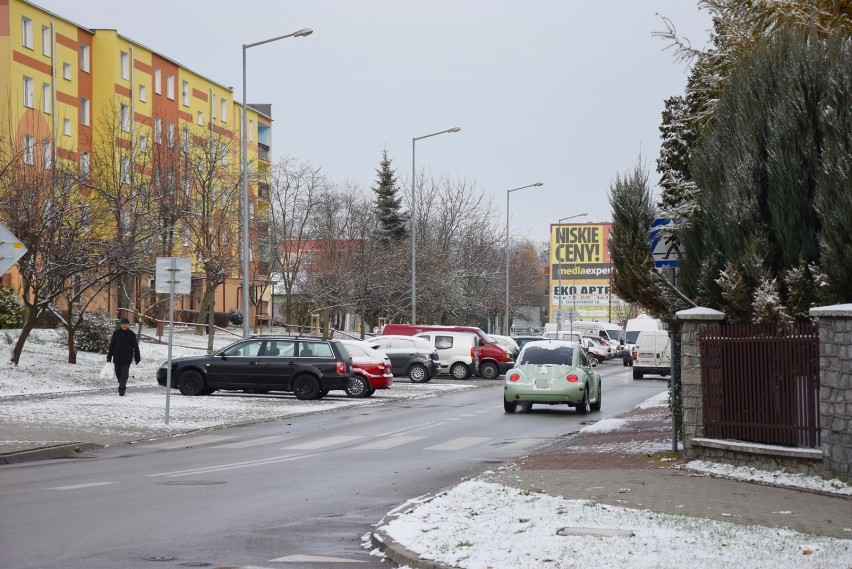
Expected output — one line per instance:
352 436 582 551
0 361 667 569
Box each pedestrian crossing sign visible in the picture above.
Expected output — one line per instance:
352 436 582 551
650 219 682 268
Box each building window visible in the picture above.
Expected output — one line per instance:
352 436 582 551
138 84 147 102
154 117 162 144
63 118 71 136
181 126 189 151
80 205 90 232
80 98 90 126
120 156 130 184
80 151 90 179
249 119 254 141
166 74 175 100
181 80 189 106
221 149 228 167
23 135 35 165
80 44 90 72
42 25 51 56
42 140 52 169
221 99 227 123
120 104 131 132
139 135 148 152
22 17 33 49
211 94 217 119
197 111 204 125
154 68 161 94
42 83 51 114
22 76 34 108
167 122 174 147
63 63 71 80
120 51 130 80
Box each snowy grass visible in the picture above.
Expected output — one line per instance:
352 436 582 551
379 479 852 569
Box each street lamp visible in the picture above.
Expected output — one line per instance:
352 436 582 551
411 126 460 324
241 28 312 338
504 182 543 335
555 213 588 334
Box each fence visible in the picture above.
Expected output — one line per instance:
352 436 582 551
699 321 820 448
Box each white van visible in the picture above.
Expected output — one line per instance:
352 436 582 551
571 321 625 345
632 329 671 379
625 314 665 346
542 330 581 342
415 331 477 380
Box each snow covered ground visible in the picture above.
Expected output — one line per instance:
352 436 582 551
4 327 851 568
371 393 852 569
0 326 472 448
375 478 852 569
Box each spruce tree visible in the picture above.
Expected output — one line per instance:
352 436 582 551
371 150 409 244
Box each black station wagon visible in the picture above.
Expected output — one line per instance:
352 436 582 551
156 336 353 400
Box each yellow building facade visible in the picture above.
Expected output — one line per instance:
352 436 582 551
1 0 272 325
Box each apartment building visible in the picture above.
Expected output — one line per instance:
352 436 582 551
0 0 272 325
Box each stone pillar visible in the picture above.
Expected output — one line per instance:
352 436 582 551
809 304 852 481
676 307 726 458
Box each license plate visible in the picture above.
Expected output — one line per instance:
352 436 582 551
534 378 551 389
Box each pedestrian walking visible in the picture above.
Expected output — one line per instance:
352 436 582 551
106 317 141 396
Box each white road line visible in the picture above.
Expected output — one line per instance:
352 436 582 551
147 454 312 477
353 435 426 450
281 435 364 450
215 435 296 449
270 554 368 563
376 421 437 437
52 481 116 491
145 434 236 449
425 436 491 451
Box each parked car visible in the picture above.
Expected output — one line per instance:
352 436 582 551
490 334 520 360
512 335 546 350
503 339 602 414
380 324 513 379
339 340 394 397
582 336 613 362
633 330 671 379
364 335 440 383
156 335 353 400
415 331 477 379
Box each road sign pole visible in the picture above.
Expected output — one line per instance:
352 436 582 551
165 259 175 425
156 257 191 425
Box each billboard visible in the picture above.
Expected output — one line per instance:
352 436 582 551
549 222 623 321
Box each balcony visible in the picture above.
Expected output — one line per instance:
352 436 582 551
258 142 270 162
257 181 269 199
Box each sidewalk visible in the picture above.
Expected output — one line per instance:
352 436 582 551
371 399 852 569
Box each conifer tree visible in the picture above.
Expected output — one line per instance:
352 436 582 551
371 150 408 244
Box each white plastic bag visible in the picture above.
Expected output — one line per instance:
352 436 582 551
99 362 114 380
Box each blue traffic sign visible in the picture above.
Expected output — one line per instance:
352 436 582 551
650 218 682 268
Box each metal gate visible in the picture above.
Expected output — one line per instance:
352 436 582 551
699 322 820 448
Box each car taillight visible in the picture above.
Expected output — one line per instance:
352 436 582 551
508 373 521 382
470 347 476 359
336 361 346 374
632 350 637 360
567 373 579 383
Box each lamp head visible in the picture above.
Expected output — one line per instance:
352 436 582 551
533 182 543 186
294 28 313 37
448 127 461 133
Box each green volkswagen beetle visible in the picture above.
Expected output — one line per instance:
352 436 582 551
503 340 601 414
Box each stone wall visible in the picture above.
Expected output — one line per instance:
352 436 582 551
810 304 852 481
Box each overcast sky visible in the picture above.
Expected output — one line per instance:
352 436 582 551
35 0 711 243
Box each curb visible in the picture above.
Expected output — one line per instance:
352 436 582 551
0 442 104 465
371 498 459 569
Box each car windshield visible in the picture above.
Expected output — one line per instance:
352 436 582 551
520 346 574 366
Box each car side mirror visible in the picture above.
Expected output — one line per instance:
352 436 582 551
478 338 485 346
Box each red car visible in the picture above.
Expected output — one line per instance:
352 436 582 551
340 340 394 398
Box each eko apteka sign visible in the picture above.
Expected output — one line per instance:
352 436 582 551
549 222 626 321
0 222 27 276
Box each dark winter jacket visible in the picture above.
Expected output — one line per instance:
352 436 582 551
107 328 141 365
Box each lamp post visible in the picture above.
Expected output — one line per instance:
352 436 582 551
411 126 460 324
555 213 588 333
504 182 543 335
241 28 312 338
